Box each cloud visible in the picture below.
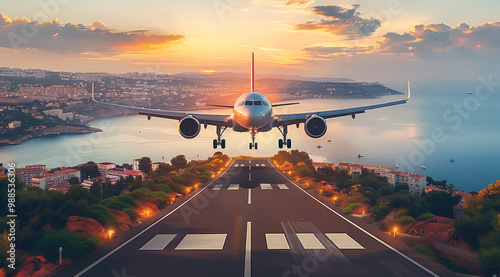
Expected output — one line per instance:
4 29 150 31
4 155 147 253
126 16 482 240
293 5 382 38
375 21 500 59
303 45 372 59
284 0 313 6
0 12 184 54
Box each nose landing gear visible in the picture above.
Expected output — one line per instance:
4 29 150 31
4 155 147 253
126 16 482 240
249 128 258 150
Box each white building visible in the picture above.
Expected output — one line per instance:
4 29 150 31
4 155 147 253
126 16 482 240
8 121 21 128
97 162 116 176
386 171 426 195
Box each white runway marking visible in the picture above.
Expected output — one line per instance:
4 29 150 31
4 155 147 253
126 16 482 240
277 184 289 190
139 234 176 250
244 222 251 277
249 173 251 181
296 233 326 249
325 233 364 249
175 234 227 250
248 189 251 204
260 183 272 190
234 164 239 167
212 184 223 190
265 234 290 250
255 164 260 167
260 164 265 167
228 184 240 190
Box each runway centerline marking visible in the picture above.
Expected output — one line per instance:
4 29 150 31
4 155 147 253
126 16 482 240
249 173 251 181
277 184 289 190
139 234 176 251
244 221 251 277
228 184 240 190
266 234 290 250
260 183 272 190
175 234 227 250
248 189 251 204
296 233 326 249
325 233 364 249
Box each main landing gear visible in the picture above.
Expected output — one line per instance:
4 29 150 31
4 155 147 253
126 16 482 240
213 126 227 149
249 128 258 150
277 125 292 149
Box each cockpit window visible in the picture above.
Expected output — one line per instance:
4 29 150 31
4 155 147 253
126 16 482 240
239 101 245 106
263 101 269 106
254 101 262 105
244 101 253 106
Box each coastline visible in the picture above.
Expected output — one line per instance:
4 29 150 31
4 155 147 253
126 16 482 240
0 125 102 147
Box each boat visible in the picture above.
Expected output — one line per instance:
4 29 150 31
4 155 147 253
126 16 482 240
421 165 426 169
316 145 323 149
357 154 364 158
393 164 400 169
327 139 332 143
466 91 473 94
450 158 455 163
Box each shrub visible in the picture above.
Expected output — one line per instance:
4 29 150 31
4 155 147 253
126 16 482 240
33 230 100 262
152 191 167 198
394 208 408 217
152 184 172 194
370 204 390 219
83 204 115 224
104 200 131 211
398 216 416 225
416 213 435 221
343 203 360 214
123 208 138 221
480 247 500 277
114 195 138 207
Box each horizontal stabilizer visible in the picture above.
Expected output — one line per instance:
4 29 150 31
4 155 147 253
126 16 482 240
272 102 300 107
205 104 234 108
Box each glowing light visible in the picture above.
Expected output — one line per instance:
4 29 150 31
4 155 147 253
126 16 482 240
108 230 114 241
476 44 482 49
202 70 217 74
333 196 338 201
393 227 398 238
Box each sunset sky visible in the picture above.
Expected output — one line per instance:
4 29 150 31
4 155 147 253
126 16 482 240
1 0 500 82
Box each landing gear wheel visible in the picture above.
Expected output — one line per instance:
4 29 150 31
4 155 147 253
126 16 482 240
213 139 218 149
249 143 253 150
254 142 258 150
278 139 284 149
221 139 226 149
286 139 292 149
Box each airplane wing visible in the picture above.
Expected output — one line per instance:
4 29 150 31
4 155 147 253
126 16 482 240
92 96 232 127
275 82 411 126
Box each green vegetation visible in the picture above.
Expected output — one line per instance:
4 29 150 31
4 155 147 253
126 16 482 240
413 245 468 273
0 152 230 273
453 181 500 276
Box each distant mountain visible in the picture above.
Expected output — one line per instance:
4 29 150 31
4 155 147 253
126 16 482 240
172 72 354 82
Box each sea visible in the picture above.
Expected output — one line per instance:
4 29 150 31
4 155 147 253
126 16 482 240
1 80 499 192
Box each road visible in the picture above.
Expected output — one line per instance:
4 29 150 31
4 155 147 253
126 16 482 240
56 158 457 277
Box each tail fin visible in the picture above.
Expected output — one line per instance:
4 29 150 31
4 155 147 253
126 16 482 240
251 52 255 92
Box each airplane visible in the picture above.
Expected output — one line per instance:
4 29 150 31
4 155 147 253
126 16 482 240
317 145 323 149
357 154 364 158
92 53 411 150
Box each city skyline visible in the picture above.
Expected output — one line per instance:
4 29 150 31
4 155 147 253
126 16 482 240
1 1 500 82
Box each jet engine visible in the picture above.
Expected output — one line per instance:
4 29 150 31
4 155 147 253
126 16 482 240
178 116 201 139
304 115 327 138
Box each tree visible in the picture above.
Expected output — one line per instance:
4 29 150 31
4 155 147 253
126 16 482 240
139 157 152 177
426 191 461 218
69 176 80 185
80 162 100 179
171 155 188 169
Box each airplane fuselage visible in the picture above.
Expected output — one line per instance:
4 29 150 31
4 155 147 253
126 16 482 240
232 92 274 132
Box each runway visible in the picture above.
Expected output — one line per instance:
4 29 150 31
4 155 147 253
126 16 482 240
55 158 457 277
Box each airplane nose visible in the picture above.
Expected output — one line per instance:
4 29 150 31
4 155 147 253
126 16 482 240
247 113 267 128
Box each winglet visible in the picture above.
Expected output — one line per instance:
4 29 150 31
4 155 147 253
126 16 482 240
406 81 411 101
251 52 255 92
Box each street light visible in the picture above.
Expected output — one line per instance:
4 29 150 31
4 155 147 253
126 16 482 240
58 247 62 266
393 227 398 239
109 230 114 241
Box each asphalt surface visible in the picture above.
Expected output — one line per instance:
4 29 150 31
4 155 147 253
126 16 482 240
56 158 458 277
